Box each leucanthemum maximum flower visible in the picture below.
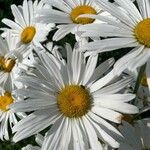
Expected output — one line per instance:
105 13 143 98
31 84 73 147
36 0 109 41
78 0 150 77
118 119 150 150
1 0 54 57
0 33 24 90
0 86 26 141
10 43 139 150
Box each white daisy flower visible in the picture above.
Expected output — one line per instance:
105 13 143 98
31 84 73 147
78 0 150 75
22 134 44 150
1 0 53 57
10 44 138 149
0 87 26 140
0 33 24 90
118 118 150 150
36 0 110 41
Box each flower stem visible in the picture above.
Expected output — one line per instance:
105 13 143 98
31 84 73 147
133 64 146 94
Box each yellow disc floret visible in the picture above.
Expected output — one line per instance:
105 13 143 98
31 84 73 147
0 56 15 72
57 85 92 118
0 92 13 112
134 19 150 47
70 5 97 24
21 26 36 44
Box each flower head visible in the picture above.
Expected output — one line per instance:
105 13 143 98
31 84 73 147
36 0 106 41
0 33 23 89
0 86 26 140
1 0 54 57
78 0 150 77
11 43 138 149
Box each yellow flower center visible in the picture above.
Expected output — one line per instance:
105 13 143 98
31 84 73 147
0 92 13 112
21 26 36 44
70 5 97 24
140 73 148 87
134 19 150 47
57 85 92 118
0 56 15 72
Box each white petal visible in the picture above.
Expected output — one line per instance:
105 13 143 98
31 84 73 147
82 54 98 85
87 115 120 148
53 25 75 41
2 18 22 30
93 94 135 103
79 23 132 38
22 0 30 25
136 0 150 18
82 116 103 150
114 46 144 75
87 58 115 86
115 0 142 22
13 110 60 142
94 100 139 114
96 77 133 94
92 106 122 123
42 116 64 150
11 4 26 27
81 38 137 53
10 99 56 112
90 70 115 93
95 0 136 27
36 9 71 24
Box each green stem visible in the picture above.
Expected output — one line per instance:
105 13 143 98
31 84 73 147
133 64 146 94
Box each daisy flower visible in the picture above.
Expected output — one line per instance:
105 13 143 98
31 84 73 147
10 43 138 149
1 0 54 57
78 0 150 76
118 119 150 150
0 33 24 90
0 86 26 140
22 134 44 150
36 0 110 41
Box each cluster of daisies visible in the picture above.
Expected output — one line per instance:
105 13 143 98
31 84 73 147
0 0 150 149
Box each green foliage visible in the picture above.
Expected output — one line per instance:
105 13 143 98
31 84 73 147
0 136 36 150
0 0 21 27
